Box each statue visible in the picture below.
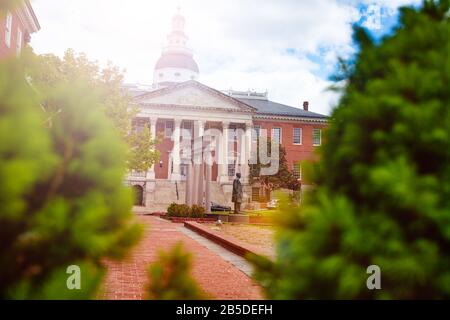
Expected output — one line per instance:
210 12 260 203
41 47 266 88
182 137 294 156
232 173 243 214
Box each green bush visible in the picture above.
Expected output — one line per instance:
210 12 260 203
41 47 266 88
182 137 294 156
178 204 191 217
167 203 206 218
0 55 141 299
147 243 205 300
190 205 206 218
251 0 450 299
166 203 178 217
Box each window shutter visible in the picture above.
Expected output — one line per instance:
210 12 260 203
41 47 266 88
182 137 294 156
16 28 22 54
5 11 13 48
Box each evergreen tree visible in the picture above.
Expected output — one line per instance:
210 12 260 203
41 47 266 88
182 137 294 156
251 0 450 299
0 55 141 299
249 138 299 201
147 243 205 300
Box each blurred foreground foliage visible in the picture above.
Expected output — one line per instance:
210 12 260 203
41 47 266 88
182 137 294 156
251 0 450 299
147 243 205 300
0 0 20 15
24 49 160 172
0 53 142 299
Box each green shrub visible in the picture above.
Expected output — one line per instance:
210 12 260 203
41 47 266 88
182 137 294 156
177 204 191 217
167 203 178 217
166 203 192 218
251 0 450 299
190 205 206 218
0 55 141 299
147 243 205 300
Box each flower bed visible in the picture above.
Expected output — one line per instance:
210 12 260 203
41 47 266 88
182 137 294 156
162 216 216 223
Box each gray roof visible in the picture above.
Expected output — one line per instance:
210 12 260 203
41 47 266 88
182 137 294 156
237 98 328 119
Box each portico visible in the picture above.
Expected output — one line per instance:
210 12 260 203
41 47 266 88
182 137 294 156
128 81 255 211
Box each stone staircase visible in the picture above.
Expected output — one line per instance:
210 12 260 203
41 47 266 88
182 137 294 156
146 179 237 212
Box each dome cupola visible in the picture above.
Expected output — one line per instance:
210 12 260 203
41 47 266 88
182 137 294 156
153 8 199 88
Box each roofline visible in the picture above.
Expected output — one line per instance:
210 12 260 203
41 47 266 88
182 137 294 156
253 114 328 123
135 80 258 113
15 0 40 34
25 0 40 31
236 97 328 120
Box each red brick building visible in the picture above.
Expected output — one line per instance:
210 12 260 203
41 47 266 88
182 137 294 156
124 11 328 212
0 0 40 59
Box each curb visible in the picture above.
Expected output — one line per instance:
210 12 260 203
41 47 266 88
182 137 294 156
184 221 263 258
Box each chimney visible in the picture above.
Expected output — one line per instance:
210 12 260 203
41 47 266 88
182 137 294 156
303 101 309 111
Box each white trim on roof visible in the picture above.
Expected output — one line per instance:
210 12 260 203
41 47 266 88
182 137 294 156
253 114 328 123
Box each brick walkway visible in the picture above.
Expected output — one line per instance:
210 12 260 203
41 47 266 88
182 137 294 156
100 216 264 300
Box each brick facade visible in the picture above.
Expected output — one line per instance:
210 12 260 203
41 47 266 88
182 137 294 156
0 1 40 59
254 119 327 183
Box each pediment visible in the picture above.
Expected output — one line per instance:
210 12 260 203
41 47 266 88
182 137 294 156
135 81 255 113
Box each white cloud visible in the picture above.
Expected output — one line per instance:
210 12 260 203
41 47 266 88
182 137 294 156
30 0 418 115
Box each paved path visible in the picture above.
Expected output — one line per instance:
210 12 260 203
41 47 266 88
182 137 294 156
100 216 263 300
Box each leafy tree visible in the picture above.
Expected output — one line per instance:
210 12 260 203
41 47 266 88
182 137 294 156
0 55 142 299
249 138 300 201
147 243 205 300
251 0 450 299
25 49 160 172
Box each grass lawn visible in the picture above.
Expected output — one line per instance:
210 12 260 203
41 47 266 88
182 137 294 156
244 209 279 216
206 223 276 258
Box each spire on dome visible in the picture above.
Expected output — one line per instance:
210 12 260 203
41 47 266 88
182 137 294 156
171 7 185 32
153 8 200 88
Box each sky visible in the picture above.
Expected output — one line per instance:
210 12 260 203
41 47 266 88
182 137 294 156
30 0 422 115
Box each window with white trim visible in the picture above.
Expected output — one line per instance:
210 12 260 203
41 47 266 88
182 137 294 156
165 120 174 138
5 11 13 48
313 129 322 146
228 164 236 177
180 163 188 177
181 121 193 139
228 125 238 142
293 162 302 180
272 127 282 144
252 125 261 142
16 28 22 55
293 127 302 145
252 187 260 202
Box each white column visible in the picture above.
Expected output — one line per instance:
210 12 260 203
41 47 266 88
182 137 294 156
147 117 158 180
197 121 205 206
185 161 193 206
219 121 230 183
205 149 212 213
171 118 182 181
193 120 205 205
243 122 252 183
238 123 251 184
